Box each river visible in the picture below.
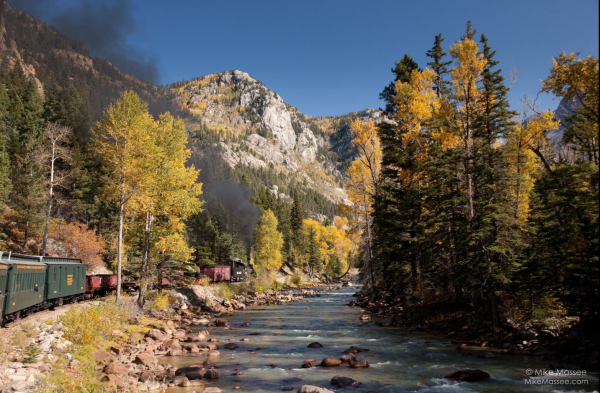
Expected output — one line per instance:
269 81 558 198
162 285 599 393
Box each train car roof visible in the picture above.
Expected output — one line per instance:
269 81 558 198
43 256 82 263
2 260 47 267
202 264 230 268
44 261 84 265
1 251 42 260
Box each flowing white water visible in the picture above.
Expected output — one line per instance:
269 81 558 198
163 286 599 392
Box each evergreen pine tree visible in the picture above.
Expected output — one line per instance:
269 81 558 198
426 34 452 97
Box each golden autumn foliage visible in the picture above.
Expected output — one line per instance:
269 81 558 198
254 209 284 271
300 218 354 274
503 111 560 224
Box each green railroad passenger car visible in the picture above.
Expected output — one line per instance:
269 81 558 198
2 260 47 317
0 261 8 318
44 258 86 301
1 252 86 324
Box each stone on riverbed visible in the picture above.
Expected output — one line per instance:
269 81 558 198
215 318 229 327
307 342 323 348
339 353 356 365
349 360 369 368
297 386 335 393
224 343 239 350
203 369 220 379
175 366 202 376
331 376 361 388
174 375 190 387
134 353 158 367
202 388 222 393
342 345 370 354
444 370 491 382
320 357 342 367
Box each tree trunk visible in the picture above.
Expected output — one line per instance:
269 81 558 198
138 209 153 308
42 143 56 256
363 191 375 288
41 193 52 256
22 221 29 250
116 190 125 302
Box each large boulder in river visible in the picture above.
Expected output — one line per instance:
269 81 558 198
331 376 361 388
444 370 491 382
297 386 335 393
320 357 342 367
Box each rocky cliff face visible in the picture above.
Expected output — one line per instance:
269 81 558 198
171 70 381 208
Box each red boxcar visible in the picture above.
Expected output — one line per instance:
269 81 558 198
101 275 118 287
86 276 103 293
201 265 231 282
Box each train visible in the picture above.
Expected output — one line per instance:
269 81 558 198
199 259 254 283
1 251 254 325
0 252 122 325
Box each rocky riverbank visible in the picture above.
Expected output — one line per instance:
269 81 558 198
349 291 599 372
0 284 336 392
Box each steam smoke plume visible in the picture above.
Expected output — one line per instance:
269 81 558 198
9 0 160 84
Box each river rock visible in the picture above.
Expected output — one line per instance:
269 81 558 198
339 353 356 365
174 375 190 387
331 376 361 388
343 346 369 354
349 360 369 368
308 342 323 348
135 353 158 367
241 322 251 327
320 357 342 367
186 371 204 380
224 343 239 350
202 388 222 393
297 386 335 393
215 319 229 327
444 370 491 382
197 331 210 340
360 314 370 321
103 363 129 375
203 369 220 379
175 366 202 376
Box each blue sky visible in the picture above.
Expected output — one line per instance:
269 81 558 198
12 0 600 117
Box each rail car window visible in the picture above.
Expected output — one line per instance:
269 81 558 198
54 267 57 282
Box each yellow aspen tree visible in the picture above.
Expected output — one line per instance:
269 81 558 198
93 91 155 301
449 37 487 219
253 209 284 271
504 111 560 225
541 52 599 164
135 113 203 306
346 119 382 286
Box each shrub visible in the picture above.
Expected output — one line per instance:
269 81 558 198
291 273 302 286
216 282 234 300
147 291 176 312
22 343 42 364
60 297 139 348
